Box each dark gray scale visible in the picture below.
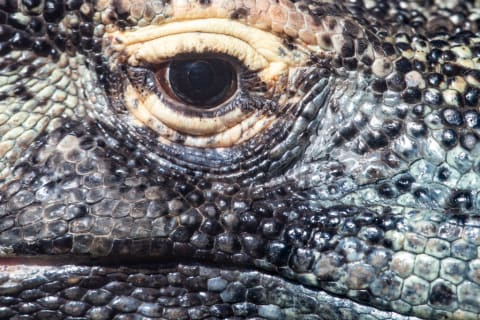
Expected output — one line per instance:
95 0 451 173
423 88 443 106
449 190 473 212
426 73 444 87
376 182 396 198
406 121 427 138
411 103 425 117
441 108 463 127
412 59 425 72
460 133 478 150
441 129 458 148
381 119 403 138
465 86 480 106
371 78 388 93
386 72 406 91
394 57 412 73
364 130 389 149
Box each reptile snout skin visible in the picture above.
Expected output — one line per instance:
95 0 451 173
1 1 480 319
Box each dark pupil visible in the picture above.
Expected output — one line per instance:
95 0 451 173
168 59 235 107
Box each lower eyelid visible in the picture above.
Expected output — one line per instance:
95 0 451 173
124 83 253 136
164 113 277 148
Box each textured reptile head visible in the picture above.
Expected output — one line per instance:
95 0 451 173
1 0 480 319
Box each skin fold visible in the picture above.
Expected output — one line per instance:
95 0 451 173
1 0 480 319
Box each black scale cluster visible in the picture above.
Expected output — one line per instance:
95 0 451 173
0 0 95 62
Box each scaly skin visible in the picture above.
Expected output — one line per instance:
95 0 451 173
1 0 480 319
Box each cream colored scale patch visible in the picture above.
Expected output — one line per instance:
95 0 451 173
106 18 310 148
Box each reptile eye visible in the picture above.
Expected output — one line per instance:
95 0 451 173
107 18 309 147
164 58 236 108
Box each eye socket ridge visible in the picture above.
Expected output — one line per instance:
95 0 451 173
110 19 310 146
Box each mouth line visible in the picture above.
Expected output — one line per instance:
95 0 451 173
0 255 198 267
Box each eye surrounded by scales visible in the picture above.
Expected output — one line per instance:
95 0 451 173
107 19 310 147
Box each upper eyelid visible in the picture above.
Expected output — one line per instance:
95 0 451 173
127 32 269 70
106 18 310 83
109 18 290 61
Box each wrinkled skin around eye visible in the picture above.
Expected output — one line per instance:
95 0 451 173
2 1 480 320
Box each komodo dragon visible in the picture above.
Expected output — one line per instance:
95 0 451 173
1 0 480 319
